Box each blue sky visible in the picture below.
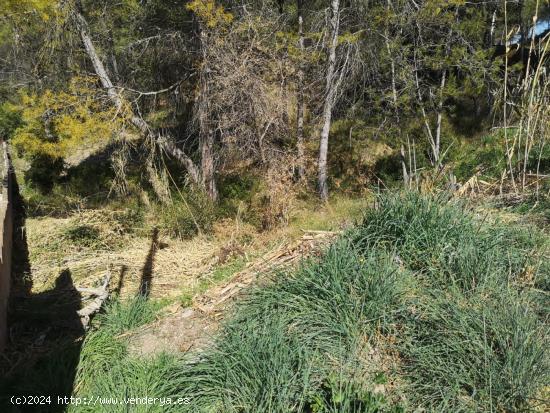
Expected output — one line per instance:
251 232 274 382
509 18 550 44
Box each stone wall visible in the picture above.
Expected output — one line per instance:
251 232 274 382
0 142 13 351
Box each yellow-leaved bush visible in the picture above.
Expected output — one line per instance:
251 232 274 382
12 77 120 159
0 0 57 20
186 0 233 28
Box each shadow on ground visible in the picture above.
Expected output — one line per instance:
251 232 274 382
0 173 85 413
138 228 159 298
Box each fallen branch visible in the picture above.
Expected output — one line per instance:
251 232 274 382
77 271 111 329
195 231 337 313
301 229 342 235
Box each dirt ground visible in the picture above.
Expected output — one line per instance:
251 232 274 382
126 231 337 356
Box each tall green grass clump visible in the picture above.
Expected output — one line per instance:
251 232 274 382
353 192 549 411
0 296 168 413
175 192 548 412
354 191 544 292
68 297 185 413
74 295 158 390
177 241 412 412
400 290 548 411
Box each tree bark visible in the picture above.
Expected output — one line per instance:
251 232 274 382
414 53 445 168
296 0 305 180
73 2 201 186
433 69 446 167
198 30 218 202
386 0 397 108
400 145 409 188
318 0 340 201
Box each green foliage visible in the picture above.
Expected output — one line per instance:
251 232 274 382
69 297 181 413
352 192 548 411
73 329 127 394
185 0 233 28
451 131 509 181
216 173 258 218
18 147 137 218
178 291 193 308
179 256 247 309
0 0 56 20
62 224 101 248
210 256 246 283
0 296 163 412
97 296 160 335
0 102 22 139
65 297 182 413
23 153 65 193
354 191 543 291
157 188 216 238
12 79 120 160
308 375 399 413
0 342 83 406
109 196 146 234
400 290 547 411
71 353 184 413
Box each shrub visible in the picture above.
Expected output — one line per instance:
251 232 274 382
157 189 215 239
23 154 65 193
0 102 22 139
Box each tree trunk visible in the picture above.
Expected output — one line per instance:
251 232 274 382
198 30 218 202
400 145 409 188
73 2 201 186
489 9 497 45
386 0 397 108
318 0 340 201
414 52 445 168
74 8 122 110
296 0 305 180
433 69 446 167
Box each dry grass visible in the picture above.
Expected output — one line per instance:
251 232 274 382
26 210 215 298
24 194 369 301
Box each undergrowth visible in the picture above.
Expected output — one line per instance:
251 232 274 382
0 297 172 413
174 192 548 412
3 192 548 412
177 244 410 412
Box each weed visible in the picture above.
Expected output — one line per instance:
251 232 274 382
62 224 101 248
157 189 215 239
179 291 193 308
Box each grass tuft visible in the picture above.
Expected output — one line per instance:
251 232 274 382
173 191 548 412
177 241 411 412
